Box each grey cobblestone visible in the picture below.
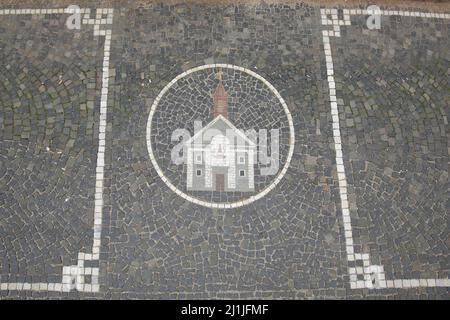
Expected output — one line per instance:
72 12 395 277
0 2 448 299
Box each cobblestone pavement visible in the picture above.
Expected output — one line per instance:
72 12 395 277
0 1 449 299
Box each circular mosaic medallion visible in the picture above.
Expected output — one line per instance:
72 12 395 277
146 64 295 208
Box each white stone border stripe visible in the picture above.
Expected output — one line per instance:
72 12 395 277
0 8 71 14
345 8 449 18
321 7 450 290
88 25 113 282
0 7 114 293
146 63 295 209
320 8 450 20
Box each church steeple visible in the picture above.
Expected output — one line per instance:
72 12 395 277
212 69 228 119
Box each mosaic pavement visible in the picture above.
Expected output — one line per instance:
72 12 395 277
0 2 449 299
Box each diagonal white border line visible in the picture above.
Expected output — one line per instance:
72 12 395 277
321 7 450 289
0 7 113 293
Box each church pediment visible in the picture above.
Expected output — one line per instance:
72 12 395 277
185 115 256 147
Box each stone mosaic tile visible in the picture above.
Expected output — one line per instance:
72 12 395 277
0 3 448 300
333 13 449 282
0 13 100 285
105 4 346 296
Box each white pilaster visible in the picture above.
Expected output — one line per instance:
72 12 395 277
248 147 255 189
186 146 193 188
205 148 212 188
228 144 236 189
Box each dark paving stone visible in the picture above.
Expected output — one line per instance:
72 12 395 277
0 13 101 286
333 13 449 282
0 3 448 300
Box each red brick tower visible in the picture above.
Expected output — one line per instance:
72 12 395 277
212 70 228 119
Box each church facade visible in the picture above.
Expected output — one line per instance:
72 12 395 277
185 72 256 192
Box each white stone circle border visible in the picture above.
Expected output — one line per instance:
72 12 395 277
146 63 295 209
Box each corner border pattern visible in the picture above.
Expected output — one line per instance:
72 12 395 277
0 7 114 293
321 7 450 289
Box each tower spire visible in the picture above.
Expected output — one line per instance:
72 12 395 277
212 68 228 118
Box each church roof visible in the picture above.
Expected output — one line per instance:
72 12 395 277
184 114 256 147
